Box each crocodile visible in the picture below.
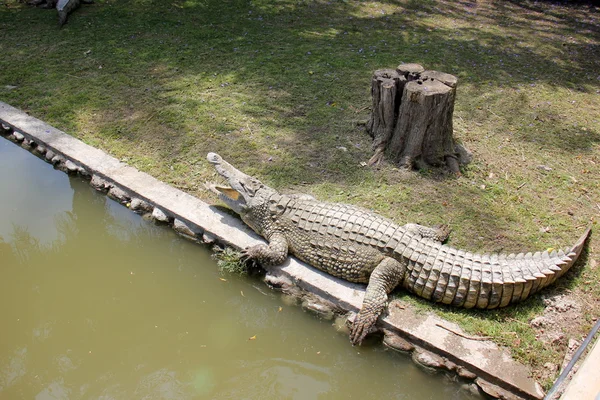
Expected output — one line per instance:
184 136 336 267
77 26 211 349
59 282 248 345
206 152 591 345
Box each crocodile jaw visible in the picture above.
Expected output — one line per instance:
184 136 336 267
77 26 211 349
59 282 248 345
206 152 279 219
205 182 248 215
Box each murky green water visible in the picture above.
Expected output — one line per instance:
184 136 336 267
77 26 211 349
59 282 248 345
0 139 481 399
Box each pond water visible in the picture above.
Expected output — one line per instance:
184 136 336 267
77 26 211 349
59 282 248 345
0 138 481 399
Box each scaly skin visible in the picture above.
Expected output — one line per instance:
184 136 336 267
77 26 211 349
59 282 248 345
206 153 591 345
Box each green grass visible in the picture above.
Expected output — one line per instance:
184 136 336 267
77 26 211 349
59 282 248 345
1 0 599 388
213 246 249 275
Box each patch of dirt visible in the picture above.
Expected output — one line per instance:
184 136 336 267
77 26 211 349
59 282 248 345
530 294 581 346
529 293 585 384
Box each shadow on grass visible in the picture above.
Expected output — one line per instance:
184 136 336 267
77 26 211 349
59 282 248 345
0 0 599 182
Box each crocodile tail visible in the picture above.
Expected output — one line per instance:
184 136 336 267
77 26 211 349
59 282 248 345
404 227 591 309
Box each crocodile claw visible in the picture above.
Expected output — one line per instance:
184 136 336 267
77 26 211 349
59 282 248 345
239 248 255 266
239 244 266 266
349 311 378 346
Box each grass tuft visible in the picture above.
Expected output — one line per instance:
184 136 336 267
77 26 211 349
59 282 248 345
212 247 249 276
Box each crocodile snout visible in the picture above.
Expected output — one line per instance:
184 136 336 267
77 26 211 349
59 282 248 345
206 152 222 164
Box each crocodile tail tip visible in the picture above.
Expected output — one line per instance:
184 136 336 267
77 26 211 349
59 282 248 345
571 226 592 260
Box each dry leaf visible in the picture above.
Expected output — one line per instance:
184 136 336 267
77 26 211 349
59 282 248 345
278 306 283 312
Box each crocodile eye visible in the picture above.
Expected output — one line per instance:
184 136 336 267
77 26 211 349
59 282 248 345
240 181 255 195
250 179 263 191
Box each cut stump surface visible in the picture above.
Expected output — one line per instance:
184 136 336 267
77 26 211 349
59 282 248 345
367 63 471 173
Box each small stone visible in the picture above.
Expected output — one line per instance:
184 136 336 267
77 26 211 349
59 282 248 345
108 186 130 203
90 175 112 192
151 207 170 223
1 123 11 133
383 330 415 352
475 378 520 400
34 145 46 155
264 273 294 291
51 155 65 165
444 360 457 371
302 299 334 320
530 316 549 328
129 198 153 213
202 233 216 244
77 167 91 178
20 139 32 150
174 218 198 238
548 332 566 345
568 338 580 351
13 131 24 141
45 150 56 161
413 349 446 369
64 160 79 173
456 366 477 380
561 338 581 371
537 164 552 171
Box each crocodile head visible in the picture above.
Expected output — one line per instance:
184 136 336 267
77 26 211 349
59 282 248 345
206 152 278 235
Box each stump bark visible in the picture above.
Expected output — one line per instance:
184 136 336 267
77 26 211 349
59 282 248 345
366 63 471 173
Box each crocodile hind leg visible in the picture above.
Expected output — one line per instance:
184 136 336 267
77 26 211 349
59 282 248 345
241 232 289 267
404 223 451 243
350 257 407 345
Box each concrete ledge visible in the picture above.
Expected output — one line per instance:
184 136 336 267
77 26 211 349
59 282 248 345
0 101 544 400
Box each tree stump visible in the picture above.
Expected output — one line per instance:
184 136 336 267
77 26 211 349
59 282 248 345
366 63 471 173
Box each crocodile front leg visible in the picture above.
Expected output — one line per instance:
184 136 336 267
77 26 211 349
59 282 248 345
350 257 407 345
242 232 289 267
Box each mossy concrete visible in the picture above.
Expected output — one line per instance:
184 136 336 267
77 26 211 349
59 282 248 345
0 101 544 399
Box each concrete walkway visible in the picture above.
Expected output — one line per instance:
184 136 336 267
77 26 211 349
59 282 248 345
561 337 600 400
0 101 545 399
